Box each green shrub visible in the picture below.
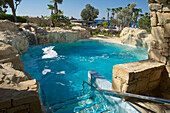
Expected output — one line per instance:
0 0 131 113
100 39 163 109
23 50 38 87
0 13 27 23
102 30 106 33
70 24 76 27
40 23 47 27
94 29 100 34
92 32 96 35
115 34 120 38
102 21 109 27
147 30 151 34
51 14 71 27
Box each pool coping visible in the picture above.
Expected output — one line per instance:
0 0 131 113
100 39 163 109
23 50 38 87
88 70 140 113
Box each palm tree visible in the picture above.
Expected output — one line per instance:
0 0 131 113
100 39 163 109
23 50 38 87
115 7 122 27
58 10 63 15
132 8 142 28
106 8 110 20
48 4 55 15
111 8 115 19
128 3 137 27
50 0 63 14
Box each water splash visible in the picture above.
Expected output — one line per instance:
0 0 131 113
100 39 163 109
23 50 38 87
42 46 58 59
42 69 51 75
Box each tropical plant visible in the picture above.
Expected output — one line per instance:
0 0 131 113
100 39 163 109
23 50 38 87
3 0 22 22
115 7 122 26
48 4 55 15
81 4 99 21
128 3 137 27
102 21 109 27
110 17 116 26
138 12 151 33
50 0 63 14
98 21 102 25
58 9 63 15
106 8 110 20
111 8 115 19
132 8 142 28
51 13 70 27
117 7 131 29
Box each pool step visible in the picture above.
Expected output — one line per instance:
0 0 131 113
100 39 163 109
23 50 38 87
50 93 93 112
74 99 117 113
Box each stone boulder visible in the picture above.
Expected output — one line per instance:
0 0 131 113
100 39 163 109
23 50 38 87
0 20 19 31
120 27 153 48
0 63 29 88
0 20 29 54
112 60 165 96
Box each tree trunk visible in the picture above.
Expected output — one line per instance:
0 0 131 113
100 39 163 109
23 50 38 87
128 21 131 27
11 8 17 22
107 12 109 20
54 1 58 14
116 13 118 27
9 0 17 22
132 20 135 28
51 9 53 15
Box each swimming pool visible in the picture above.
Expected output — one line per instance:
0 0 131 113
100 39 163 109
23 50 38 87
20 40 148 112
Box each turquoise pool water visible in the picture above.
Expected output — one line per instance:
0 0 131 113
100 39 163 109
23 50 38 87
20 40 148 112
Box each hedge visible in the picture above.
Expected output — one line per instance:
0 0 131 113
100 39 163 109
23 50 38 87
0 13 27 23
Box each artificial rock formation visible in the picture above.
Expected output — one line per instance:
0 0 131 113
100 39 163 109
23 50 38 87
120 27 153 48
0 20 42 112
148 0 170 99
36 26 90 45
112 0 170 100
148 0 170 65
112 60 165 96
23 16 51 26
18 23 90 45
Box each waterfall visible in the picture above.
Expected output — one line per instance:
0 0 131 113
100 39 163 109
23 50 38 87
22 28 38 45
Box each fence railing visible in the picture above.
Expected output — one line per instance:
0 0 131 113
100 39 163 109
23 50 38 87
83 81 170 104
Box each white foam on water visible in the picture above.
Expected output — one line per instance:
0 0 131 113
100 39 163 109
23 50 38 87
56 71 66 75
42 69 51 75
42 46 58 59
56 82 65 86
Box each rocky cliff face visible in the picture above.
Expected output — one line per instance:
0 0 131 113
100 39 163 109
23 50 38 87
17 23 90 45
120 27 153 48
0 20 42 113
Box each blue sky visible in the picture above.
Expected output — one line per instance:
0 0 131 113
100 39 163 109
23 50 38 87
7 0 149 19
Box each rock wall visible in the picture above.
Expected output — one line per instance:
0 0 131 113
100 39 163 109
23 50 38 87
23 16 51 26
0 20 42 112
112 60 165 97
147 0 170 99
120 27 153 48
36 26 90 45
148 0 170 65
112 1 170 99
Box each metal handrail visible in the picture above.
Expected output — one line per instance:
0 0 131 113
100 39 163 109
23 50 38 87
83 81 170 104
